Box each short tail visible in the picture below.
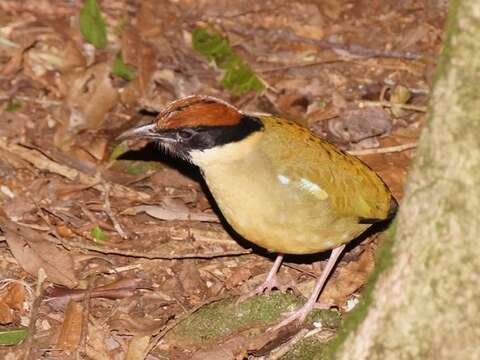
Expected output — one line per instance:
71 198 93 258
358 196 398 224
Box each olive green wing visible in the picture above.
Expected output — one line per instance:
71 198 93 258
259 116 393 221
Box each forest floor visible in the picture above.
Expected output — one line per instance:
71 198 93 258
0 0 447 359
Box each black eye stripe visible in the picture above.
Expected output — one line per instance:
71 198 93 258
154 116 263 160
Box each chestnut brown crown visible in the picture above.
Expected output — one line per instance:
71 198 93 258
156 95 243 130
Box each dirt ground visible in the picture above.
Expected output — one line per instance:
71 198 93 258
0 0 447 359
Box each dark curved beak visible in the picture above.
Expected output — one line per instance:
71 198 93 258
116 123 158 141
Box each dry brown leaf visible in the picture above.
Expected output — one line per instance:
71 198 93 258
83 136 108 161
21 26 85 97
149 169 200 189
0 46 29 76
1 198 36 222
122 204 219 223
56 300 83 354
327 106 392 144
0 283 25 324
126 335 150 360
108 311 166 335
224 266 252 290
46 278 141 304
119 27 157 105
86 321 111 360
3 221 78 288
177 260 208 297
62 62 119 131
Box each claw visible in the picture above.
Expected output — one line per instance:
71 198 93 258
236 273 286 304
268 300 315 331
237 254 285 304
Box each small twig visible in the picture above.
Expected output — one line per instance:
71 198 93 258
266 328 310 360
347 142 417 156
357 100 428 112
383 79 430 95
23 269 47 360
106 264 142 274
102 183 127 239
0 95 61 106
44 234 251 259
12 221 50 231
257 58 353 73
79 276 95 358
277 28 431 61
282 263 317 279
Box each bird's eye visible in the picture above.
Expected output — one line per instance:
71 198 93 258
177 129 195 140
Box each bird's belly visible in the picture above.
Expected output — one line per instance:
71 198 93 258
204 168 369 255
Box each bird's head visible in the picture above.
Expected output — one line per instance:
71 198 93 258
118 95 264 165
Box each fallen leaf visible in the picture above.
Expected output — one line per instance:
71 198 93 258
56 300 83 354
79 0 107 49
119 27 157 105
224 267 252 290
90 226 108 242
46 278 141 304
82 136 108 161
61 62 119 132
112 53 137 81
122 205 219 222
3 221 78 288
108 311 166 335
177 260 207 297
192 27 265 95
0 328 28 346
85 321 110 360
126 335 150 360
390 85 412 118
327 106 392 144
0 283 25 324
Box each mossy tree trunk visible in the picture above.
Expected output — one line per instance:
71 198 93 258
336 1 480 358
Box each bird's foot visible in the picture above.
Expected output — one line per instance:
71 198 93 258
236 275 291 304
268 298 333 331
268 300 315 332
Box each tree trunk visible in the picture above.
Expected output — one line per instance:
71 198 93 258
336 1 480 358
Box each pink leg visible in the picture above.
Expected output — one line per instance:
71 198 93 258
269 245 345 331
237 254 286 303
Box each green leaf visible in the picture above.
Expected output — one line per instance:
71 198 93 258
112 54 137 81
0 328 28 345
192 27 265 95
126 163 147 175
6 99 22 112
90 226 108 242
79 0 107 49
109 143 129 161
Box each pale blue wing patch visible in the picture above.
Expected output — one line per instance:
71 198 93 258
277 174 291 185
298 178 329 200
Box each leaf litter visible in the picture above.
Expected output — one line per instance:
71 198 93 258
0 0 447 358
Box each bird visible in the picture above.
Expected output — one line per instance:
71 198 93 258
118 95 397 330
